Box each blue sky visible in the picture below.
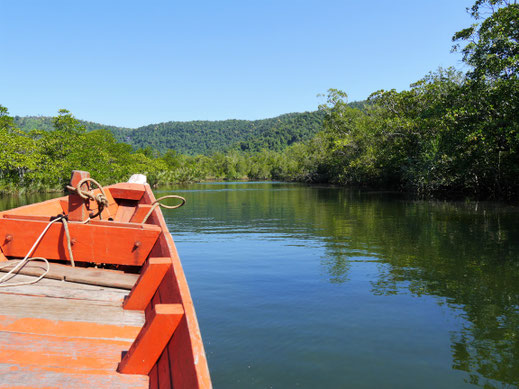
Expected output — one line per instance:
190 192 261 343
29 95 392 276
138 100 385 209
1 0 474 127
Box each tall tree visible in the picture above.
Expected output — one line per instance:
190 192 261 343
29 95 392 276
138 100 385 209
453 0 519 81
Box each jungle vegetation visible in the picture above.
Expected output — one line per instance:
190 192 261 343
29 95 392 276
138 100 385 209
14 111 325 155
1 0 518 199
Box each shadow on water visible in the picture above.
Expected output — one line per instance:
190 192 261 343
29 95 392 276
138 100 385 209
4 184 519 388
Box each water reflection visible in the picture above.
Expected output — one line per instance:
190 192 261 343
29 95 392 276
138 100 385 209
3 184 518 388
161 182 519 388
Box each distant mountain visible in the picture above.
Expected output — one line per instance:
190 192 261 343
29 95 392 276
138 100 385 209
14 115 130 134
111 111 325 155
14 112 324 155
13 103 365 155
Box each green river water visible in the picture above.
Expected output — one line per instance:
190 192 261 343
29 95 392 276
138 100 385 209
2 182 519 388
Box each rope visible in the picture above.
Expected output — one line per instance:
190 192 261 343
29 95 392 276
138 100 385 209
61 217 75 267
141 195 186 224
0 215 76 288
0 257 49 287
66 177 111 220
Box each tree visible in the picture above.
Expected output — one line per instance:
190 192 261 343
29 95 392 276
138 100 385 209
453 0 519 81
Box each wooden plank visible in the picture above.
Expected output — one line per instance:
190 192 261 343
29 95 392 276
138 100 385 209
0 246 7 262
118 304 184 375
3 214 158 230
130 204 153 223
59 198 69 213
124 257 171 310
0 274 129 302
156 346 173 389
0 330 131 371
0 196 65 217
0 314 141 341
0 331 149 388
109 183 146 201
0 259 138 290
68 170 91 222
0 363 149 389
0 293 144 327
149 364 159 389
115 200 138 223
156 284 173 389
145 288 161 324
0 217 161 266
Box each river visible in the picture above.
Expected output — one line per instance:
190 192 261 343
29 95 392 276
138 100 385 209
2 181 519 388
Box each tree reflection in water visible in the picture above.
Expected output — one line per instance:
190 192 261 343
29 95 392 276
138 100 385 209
316 190 519 388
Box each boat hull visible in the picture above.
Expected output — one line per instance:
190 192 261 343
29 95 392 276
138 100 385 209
0 177 211 388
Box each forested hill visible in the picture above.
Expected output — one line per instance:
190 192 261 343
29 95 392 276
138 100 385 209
115 111 324 154
14 111 325 155
14 116 130 134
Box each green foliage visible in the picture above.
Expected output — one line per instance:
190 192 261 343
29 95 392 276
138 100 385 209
453 0 519 81
14 112 325 155
14 115 130 134
112 112 326 155
265 0 518 199
0 108 167 192
2 0 517 199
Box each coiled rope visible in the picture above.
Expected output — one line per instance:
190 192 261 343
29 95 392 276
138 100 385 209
0 214 75 288
141 195 186 224
66 177 111 220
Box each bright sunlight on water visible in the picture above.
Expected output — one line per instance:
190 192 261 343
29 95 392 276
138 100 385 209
3 182 519 388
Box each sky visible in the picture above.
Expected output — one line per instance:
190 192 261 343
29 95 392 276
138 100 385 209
0 0 475 128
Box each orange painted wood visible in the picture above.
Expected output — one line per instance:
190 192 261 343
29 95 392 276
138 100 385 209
0 179 212 387
0 330 148 387
68 170 91 222
67 171 118 222
156 343 173 389
115 200 138 223
59 198 69 213
0 331 129 371
87 187 118 220
70 170 90 188
109 183 146 201
153 290 173 389
2 214 163 231
169 316 199 389
0 315 141 342
124 257 171 310
141 184 212 388
145 288 162 325
130 204 153 223
0 217 161 266
0 258 138 289
3 196 65 217
0 247 6 262
149 364 159 389
118 304 184 375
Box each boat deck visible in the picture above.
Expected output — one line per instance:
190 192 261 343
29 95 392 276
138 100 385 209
0 177 212 388
0 269 149 388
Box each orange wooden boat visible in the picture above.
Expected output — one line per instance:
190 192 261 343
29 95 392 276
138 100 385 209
0 171 211 388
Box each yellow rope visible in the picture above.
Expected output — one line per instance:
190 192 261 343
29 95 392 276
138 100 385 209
141 195 186 224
